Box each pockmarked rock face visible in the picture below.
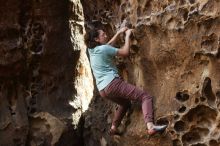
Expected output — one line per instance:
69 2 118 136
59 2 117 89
81 0 220 146
0 0 219 146
0 0 90 145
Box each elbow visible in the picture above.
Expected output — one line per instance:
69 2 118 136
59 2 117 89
122 48 130 57
106 42 111 45
117 50 129 57
122 52 129 57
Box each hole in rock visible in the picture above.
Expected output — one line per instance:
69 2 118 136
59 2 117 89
191 144 207 146
174 120 185 132
217 123 220 128
182 131 200 144
130 45 139 53
183 105 217 125
178 106 186 113
182 127 209 144
125 23 132 29
209 139 219 146
143 1 152 16
188 0 196 4
201 34 218 52
156 117 169 125
173 139 182 146
29 108 37 114
121 14 127 22
170 130 175 135
175 91 189 102
190 6 196 11
174 114 180 120
200 97 206 102
195 98 199 104
179 8 188 21
216 91 220 98
137 6 141 16
202 77 216 106
183 12 188 21
180 0 186 5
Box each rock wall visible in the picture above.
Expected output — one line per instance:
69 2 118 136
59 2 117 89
0 0 91 145
0 0 220 146
81 0 220 146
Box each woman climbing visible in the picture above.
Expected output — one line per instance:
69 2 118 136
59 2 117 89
86 24 167 135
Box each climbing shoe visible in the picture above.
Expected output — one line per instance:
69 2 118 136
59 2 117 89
109 128 122 135
147 125 167 135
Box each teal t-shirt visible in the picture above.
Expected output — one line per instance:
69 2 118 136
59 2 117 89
88 44 119 91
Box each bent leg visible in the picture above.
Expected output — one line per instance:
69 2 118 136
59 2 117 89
100 89 131 128
104 78 154 123
108 97 131 127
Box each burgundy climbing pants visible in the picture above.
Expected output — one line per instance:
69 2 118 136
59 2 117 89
99 77 154 127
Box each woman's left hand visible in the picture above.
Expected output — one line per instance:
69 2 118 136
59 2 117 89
117 27 128 34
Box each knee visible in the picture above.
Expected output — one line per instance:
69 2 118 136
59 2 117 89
142 94 153 102
99 90 107 98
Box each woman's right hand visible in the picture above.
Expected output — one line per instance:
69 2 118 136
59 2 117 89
125 29 133 37
117 27 128 34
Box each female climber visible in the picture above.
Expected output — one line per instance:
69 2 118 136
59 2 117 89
86 25 167 135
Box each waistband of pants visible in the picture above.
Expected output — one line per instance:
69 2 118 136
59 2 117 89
99 76 122 97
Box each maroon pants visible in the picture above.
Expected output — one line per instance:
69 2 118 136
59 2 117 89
99 77 153 127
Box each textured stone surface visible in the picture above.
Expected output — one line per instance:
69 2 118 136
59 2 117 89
81 0 220 146
0 0 88 145
0 0 220 146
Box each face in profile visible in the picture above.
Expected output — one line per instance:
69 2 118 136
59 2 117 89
95 30 108 44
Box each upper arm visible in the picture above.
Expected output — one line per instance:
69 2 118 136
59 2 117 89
116 47 129 57
104 45 129 57
104 45 118 56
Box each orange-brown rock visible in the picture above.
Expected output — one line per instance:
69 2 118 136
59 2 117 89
0 0 219 146
82 0 220 146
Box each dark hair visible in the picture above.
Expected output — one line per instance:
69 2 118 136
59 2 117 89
85 21 105 48
85 28 100 48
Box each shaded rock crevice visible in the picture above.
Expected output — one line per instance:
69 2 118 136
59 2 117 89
0 0 220 146
81 0 220 146
0 0 88 145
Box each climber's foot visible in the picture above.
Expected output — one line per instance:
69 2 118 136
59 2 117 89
109 127 122 136
147 125 167 136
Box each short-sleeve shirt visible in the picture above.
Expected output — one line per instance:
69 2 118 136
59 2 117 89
88 44 119 91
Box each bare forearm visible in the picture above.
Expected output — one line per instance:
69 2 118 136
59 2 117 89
117 35 130 56
107 27 128 46
107 32 120 46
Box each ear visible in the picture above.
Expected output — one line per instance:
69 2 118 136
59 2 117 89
94 37 100 43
